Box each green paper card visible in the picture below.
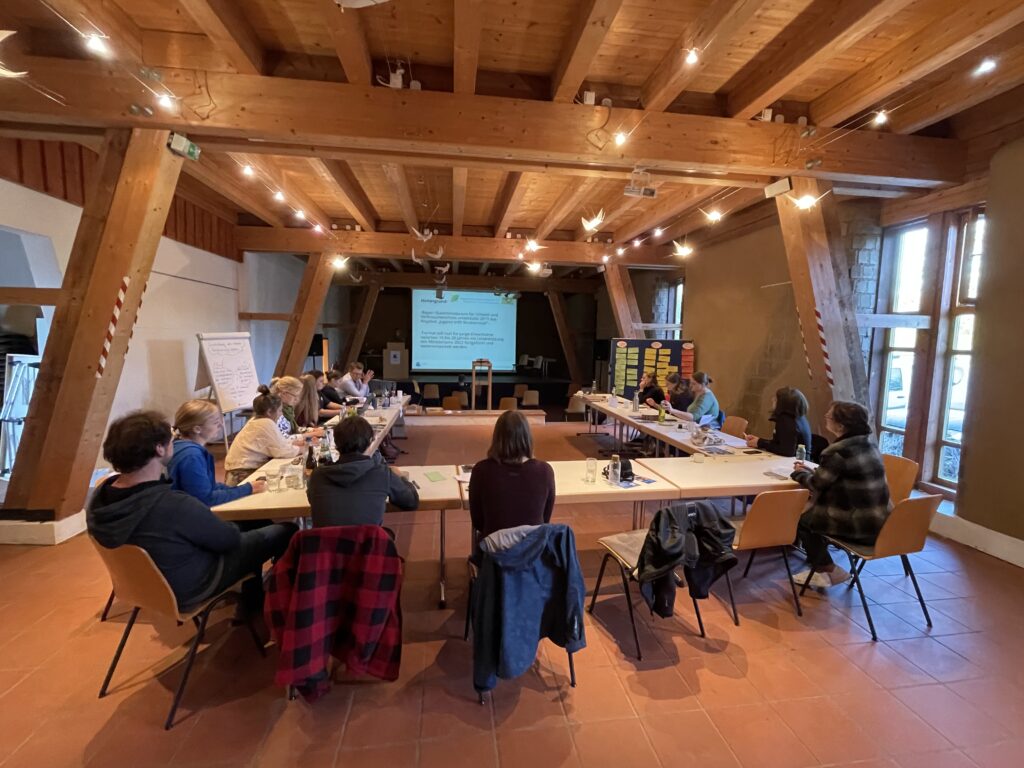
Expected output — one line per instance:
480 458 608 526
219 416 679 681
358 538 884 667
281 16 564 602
425 471 446 482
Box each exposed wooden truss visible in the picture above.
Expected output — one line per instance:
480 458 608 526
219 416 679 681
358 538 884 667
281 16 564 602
334 272 600 294
453 0 483 95
491 172 529 239
316 0 373 86
275 253 334 377
552 0 625 103
311 159 379 232
177 0 264 75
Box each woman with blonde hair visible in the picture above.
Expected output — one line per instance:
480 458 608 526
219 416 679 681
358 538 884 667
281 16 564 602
268 376 322 437
167 399 264 505
295 374 321 427
224 387 304 486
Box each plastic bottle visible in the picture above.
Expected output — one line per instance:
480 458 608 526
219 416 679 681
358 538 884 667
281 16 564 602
609 453 621 485
632 391 640 412
658 404 666 423
796 444 807 462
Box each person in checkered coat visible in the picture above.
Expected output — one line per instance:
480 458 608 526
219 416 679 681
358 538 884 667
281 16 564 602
790 401 891 589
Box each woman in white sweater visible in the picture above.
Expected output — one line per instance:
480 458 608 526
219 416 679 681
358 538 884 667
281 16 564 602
224 389 303 486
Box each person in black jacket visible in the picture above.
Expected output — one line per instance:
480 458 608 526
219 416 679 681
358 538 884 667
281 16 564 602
307 415 419 527
663 372 694 412
745 387 813 457
88 411 295 614
637 371 665 408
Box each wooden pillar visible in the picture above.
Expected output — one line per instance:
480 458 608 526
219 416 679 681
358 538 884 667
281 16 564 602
776 177 869 426
274 252 333 377
547 291 585 388
339 285 380 367
4 128 183 521
603 264 643 339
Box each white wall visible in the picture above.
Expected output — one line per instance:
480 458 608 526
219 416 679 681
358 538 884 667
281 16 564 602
0 178 241 468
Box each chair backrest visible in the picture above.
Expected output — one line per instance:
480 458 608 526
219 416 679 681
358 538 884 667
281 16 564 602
456 390 469 407
721 415 748 438
441 395 462 410
882 453 920 504
513 384 528 398
873 494 941 558
410 379 421 394
522 389 540 407
566 394 587 414
498 397 518 411
422 383 440 400
734 489 810 550
90 537 181 619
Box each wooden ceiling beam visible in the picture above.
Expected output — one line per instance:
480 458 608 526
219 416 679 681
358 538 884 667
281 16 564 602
230 153 330 231
492 172 528 239
316 0 373 85
177 0 265 75
641 0 771 112
654 187 767 245
880 177 988 228
452 167 468 236
614 186 719 244
453 0 483 94
551 0 625 102
336 272 600 293
887 26 1024 135
573 190 649 241
39 0 142 61
236 227 672 266
0 56 966 187
809 0 1024 127
534 177 600 240
182 154 286 227
726 0 916 118
311 158 378 231
381 162 420 233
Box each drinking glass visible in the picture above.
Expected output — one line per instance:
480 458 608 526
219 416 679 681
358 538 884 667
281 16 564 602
265 466 281 493
585 458 597 484
693 452 705 464
285 465 303 490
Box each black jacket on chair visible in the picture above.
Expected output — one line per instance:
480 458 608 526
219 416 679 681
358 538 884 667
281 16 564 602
636 501 738 617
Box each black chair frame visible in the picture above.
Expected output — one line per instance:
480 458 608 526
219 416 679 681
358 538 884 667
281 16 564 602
722 546 803 625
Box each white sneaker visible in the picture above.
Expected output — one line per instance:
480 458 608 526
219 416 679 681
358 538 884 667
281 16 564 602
792 569 847 589
826 565 851 586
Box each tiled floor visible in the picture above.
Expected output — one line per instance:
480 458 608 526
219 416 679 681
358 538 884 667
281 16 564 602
1 423 1023 767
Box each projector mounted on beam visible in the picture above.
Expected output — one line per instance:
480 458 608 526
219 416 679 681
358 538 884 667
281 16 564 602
624 168 656 199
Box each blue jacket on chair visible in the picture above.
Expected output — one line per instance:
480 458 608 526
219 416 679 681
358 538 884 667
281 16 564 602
471 524 586 692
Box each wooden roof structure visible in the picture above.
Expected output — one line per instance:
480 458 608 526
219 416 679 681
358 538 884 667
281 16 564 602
0 0 1021 279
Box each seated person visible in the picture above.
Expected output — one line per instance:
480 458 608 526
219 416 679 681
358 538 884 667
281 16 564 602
663 372 694 412
791 401 891 589
88 411 296 614
168 399 265 505
224 389 304 487
637 370 665 409
339 362 373 399
295 374 322 428
663 371 720 424
307 415 418 527
268 376 323 438
469 411 555 538
745 387 812 457
319 369 347 410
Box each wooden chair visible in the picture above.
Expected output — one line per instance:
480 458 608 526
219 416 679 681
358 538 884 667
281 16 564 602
724 489 810 623
498 397 518 410
590 527 705 660
521 390 540 407
564 394 587 422
456 390 469 408
441 395 462 410
882 453 920 504
422 383 440 405
91 539 264 730
513 384 528 400
800 495 942 641
721 415 748 438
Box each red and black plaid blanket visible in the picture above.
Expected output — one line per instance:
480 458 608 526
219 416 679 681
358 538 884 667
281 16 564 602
265 525 403 701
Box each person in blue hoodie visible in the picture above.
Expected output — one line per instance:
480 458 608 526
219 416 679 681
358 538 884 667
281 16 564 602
167 400 265 506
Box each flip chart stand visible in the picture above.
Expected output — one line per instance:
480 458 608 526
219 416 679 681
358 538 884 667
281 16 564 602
471 359 492 410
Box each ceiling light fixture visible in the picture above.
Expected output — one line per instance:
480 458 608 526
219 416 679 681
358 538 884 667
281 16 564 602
525 239 540 252
633 238 642 247
294 209 305 220
872 110 888 126
313 224 323 233
84 34 110 56
273 190 285 202
157 94 174 110
794 194 818 210
602 254 610 263
527 261 541 273
614 131 628 147
672 240 693 258
616 247 625 256
653 227 663 238
705 209 723 223
331 256 347 269
684 47 699 66
242 165 254 177
974 58 997 76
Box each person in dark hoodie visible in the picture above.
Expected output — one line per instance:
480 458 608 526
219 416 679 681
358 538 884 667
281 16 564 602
167 399 264 506
744 386 813 458
88 411 296 613
306 415 419 527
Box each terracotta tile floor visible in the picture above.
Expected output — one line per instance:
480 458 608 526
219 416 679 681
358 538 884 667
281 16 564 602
1 423 1023 767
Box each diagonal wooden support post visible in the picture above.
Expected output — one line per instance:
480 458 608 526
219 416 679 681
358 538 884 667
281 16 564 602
547 291 586 389
274 253 333 377
776 177 869 426
4 128 183 521
603 264 644 339
338 285 380 368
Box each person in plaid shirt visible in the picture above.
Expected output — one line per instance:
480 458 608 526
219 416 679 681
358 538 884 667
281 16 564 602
791 401 891 589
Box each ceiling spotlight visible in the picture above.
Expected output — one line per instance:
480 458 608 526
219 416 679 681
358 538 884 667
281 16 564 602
525 239 540 252
84 34 110 56
794 194 818 210
527 261 541 273
294 210 306 220
331 256 348 269
602 254 610 263
672 240 693 258
157 94 174 110
706 209 723 223
974 58 997 76
242 165 254 177
653 227 663 237
614 131 628 147
274 190 285 202
684 47 699 66
872 110 888 126
632 238 642 247
616 247 625 256
313 224 323 233
517 251 524 260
